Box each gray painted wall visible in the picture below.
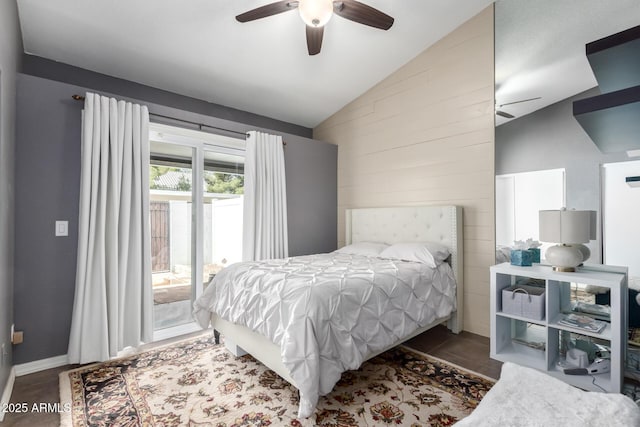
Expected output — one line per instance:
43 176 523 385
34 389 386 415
0 0 22 394
14 73 336 364
284 136 337 256
22 55 312 139
496 88 629 263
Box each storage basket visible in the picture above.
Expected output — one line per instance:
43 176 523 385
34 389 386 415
502 284 545 320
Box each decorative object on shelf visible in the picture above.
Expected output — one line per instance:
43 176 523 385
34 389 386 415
528 247 540 263
510 248 532 266
526 238 542 263
558 313 607 334
563 358 611 375
539 208 594 272
502 284 546 320
512 337 546 351
572 301 611 321
510 239 541 266
566 347 589 368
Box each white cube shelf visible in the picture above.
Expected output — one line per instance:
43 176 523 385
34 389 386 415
490 262 628 393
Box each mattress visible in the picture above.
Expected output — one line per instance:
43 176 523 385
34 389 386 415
193 252 457 418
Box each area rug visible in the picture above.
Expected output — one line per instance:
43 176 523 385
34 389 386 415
59 335 494 426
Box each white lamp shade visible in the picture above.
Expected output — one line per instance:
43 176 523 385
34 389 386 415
539 209 591 244
298 0 334 27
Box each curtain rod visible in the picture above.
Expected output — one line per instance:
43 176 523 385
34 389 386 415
71 94 286 145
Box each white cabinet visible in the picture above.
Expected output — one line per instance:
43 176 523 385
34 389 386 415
490 263 628 392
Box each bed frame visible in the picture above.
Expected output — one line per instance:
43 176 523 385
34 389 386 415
210 205 464 387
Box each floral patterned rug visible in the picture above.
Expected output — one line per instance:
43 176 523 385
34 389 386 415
59 335 494 426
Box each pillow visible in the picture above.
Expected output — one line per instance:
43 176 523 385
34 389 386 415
379 242 450 268
334 242 389 256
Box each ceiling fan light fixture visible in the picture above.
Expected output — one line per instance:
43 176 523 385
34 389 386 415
298 0 334 27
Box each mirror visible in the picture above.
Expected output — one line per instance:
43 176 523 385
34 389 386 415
494 0 640 266
495 168 565 263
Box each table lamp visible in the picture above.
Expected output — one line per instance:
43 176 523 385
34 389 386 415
539 209 592 272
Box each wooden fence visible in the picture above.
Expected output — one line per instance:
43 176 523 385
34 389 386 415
150 201 170 272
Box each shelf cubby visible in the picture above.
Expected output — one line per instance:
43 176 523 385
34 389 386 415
490 263 628 392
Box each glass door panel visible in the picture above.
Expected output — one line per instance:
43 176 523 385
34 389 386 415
149 141 195 331
202 149 244 293
148 124 246 338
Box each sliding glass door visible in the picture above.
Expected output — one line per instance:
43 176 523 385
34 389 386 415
202 150 244 289
148 123 245 339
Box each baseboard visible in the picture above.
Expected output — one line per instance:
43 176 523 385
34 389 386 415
0 367 16 422
14 354 68 377
153 322 201 342
12 326 203 376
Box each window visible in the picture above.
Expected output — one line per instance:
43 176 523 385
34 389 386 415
148 123 245 338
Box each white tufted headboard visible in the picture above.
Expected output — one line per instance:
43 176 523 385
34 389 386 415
345 205 464 333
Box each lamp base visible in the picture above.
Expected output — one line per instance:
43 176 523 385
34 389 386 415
573 244 591 264
552 265 576 272
545 244 584 272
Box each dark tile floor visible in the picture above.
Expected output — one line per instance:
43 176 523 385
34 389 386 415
1 326 497 426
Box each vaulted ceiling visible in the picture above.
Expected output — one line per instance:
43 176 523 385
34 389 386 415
16 0 493 128
495 0 640 125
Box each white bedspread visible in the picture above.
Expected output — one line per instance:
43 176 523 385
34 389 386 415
193 252 456 418
456 362 640 427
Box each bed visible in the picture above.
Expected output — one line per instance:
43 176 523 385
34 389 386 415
193 205 463 418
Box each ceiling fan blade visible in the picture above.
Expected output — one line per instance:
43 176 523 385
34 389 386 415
236 1 299 23
496 110 515 119
498 97 541 107
306 25 324 55
333 0 394 30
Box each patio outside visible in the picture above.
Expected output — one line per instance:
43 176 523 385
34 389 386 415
150 167 243 330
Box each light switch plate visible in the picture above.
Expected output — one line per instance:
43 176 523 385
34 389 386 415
55 220 68 237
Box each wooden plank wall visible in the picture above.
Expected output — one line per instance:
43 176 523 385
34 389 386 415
313 6 495 337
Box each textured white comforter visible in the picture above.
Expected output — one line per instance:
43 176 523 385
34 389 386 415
193 252 457 418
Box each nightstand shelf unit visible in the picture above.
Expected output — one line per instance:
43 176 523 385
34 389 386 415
490 262 628 393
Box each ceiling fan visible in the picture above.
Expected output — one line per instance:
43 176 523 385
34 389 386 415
495 97 541 119
236 0 394 55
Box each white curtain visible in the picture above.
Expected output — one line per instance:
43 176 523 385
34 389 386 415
67 92 152 364
242 131 288 261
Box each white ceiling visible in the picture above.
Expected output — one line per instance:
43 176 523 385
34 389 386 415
16 0 493 128
495 0 640 126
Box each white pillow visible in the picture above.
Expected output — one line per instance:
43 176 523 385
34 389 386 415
379 242 450 268
334 242 389 256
